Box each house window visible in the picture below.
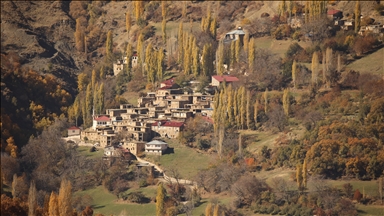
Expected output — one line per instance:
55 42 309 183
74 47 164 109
72 130 75 133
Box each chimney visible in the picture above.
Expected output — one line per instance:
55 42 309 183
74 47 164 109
238 26 242 30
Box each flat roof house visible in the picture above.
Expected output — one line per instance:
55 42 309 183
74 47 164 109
145 140 168 155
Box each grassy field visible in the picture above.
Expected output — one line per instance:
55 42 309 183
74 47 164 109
356 204 384 216
75 186 157 216
77 146 104 159
328 179 380 198
345 47 384 76
146 138 215 179
253 36 312 58
122 91 140 106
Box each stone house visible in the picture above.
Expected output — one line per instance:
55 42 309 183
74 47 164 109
151 120 184 138
67 126 81 136
113 61 124 76
124 141 145 156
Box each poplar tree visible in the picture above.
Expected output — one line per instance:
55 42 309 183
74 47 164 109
264 88 268 114
91 69 96 91
227 85 234 123
162 19 167 44
135 1 144 21
28 181 37 216
182 2 187 20
292 60 297 88
73 96 81 127
325 48 333 88
322 51 326 85
235 38 241 64
216 40 224 75
98 83 105 114
58 179 72 216
125 11 132 33
126 43 133 79
246 90 251 129
99 66 105 79
137 33 144 74
205 203 212 216
210 17 217 39
254 99 258 125
156 183 166 216
248 38 255 70
157 49 164 81
145 43 156 83
74 18 84 52
237 87 242 128
337 53 341 73
85 84 93 122
303 159 308 188
355 0 361 33
192 41 199 77
311 52 319 85
283 89 290 117
202 43 213 76
48 192 59 216
213 204 220 216
106 30 113 60
296 164 303 190
233 89 238 127
178 21 184 64
243 31 249 54
230 41 236 68
240 87 246 129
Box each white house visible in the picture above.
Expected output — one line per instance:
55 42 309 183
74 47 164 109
93 115 112 130
145 140 168 155
67 126 81 136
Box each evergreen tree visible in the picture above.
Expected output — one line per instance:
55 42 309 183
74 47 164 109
106 30 113 61
58 179 72 216
311 52 319 85
48 192 59 216
292 60 297 88
355 0 361 33
156 183 166 216
28 181 37 216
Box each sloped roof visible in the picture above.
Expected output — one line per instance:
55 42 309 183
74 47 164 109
147 140 168 145
212 75 239 83
68 126 80 130
152 121 184 127
327 9 341 15
226 29 245 35
161 78 176 86
94 116 111 121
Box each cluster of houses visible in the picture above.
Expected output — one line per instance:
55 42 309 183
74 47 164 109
68 75 239 159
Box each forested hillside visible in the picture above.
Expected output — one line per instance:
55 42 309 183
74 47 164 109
1 1 384 215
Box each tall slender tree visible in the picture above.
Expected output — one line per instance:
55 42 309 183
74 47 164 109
355 0 361 33
156 183 166 216
311 51 319 85
178 21 184 64
106 30 113 60
216 40 224 75
48 192 59 216
303 159 308 188
246 90 252 129
157 49 164 81
264 88 268 114
292 60 297 88
283 89 290 117
58 179 72 216
125 11 132 33
74 18 84 52
254 99 259 125
28 181 37 216
248 38 255 70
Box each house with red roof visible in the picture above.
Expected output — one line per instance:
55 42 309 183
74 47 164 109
151 120 185 138
67 126 81 136
92 115 112 130
327 9 343 20
160 78 179 89
211 75 239 87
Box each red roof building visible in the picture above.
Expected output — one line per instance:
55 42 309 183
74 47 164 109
94 116 111 121
68 126 81 136
327 9 343 20
211 75 239 87
160 78 178 89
